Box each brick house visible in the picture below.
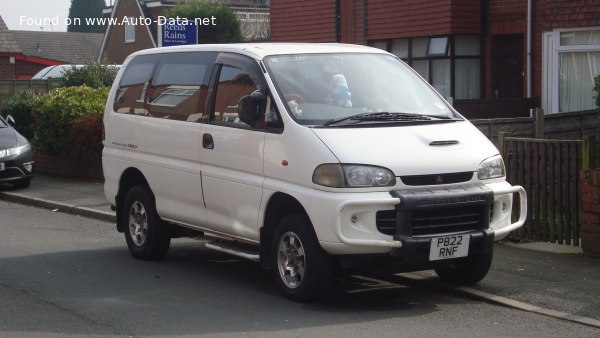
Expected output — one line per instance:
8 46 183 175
0 15 103 80
98 0 270 64
271 0 600 118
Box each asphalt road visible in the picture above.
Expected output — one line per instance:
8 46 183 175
1 201 599 337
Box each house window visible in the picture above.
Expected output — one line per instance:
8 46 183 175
124 17 135 42
371 35 481 100
428 37 449 56
543 28 600 113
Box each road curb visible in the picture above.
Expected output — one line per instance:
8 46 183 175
398 273 600 330
0 191 116 223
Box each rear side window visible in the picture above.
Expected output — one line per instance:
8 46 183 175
114 54 159 115
148 52 216 122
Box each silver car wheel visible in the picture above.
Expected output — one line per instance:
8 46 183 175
277 231 306 289
128 201 148 246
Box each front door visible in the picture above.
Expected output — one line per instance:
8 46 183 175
200 54 267 241
493 34 524 98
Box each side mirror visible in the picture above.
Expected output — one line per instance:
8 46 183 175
6 115 15 127
238 92 264 127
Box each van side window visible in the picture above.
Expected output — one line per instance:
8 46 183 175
114 54 159 115
148 52 216 122
213 65 261 128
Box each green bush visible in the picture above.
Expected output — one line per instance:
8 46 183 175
0 90 37 139
169 0 243 43
61 62 118 88
32 86 109 153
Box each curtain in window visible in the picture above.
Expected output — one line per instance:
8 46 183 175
432 59 450 98
412 60 429 80
391 39 409 59
560 30 600 46
559 51 600 112
412 38 428 58
455 59 480 99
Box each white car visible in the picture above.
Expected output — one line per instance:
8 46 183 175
102 43 527 301
31 65 84 80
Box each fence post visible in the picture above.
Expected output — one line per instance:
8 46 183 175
498 131 511 158
533 108 544 139
583 135 596 170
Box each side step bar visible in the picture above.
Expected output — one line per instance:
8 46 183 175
205 240 260 262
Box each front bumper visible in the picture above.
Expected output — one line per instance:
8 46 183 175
0 151 35 184
315 182 526 255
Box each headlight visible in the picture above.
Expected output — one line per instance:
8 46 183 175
478 154 505 180
313 164 396 188
0 144 31 159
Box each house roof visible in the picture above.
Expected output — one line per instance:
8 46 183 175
12 31 103 64
98 0 157 63
0 15 22 53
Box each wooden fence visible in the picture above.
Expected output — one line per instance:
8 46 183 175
502 136 595 245
0 79 61 102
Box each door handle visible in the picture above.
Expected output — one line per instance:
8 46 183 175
203 133 214 149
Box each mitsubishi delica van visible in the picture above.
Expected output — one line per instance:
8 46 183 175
103 43 527 301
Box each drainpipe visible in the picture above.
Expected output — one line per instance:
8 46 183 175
364 0 368 44
527 0 532 98
335 0 341 42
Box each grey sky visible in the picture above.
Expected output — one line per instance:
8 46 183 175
0 0 111 32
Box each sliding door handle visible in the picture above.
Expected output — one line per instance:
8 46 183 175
202 133 214 149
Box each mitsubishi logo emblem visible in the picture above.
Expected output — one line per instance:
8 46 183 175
436 175 443 184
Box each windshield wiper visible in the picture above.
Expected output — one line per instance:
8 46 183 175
323 112 432 127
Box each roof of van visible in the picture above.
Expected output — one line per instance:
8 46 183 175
128 43 388 60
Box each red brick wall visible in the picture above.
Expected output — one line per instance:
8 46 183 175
367 0 480 40
339 0 366 45
270 0 336 42
582 170 600 257
0 56 17 79
489 0 526 35
35 153 103 181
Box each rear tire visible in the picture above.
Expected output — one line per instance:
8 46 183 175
272 215 332 302
123 185 170 260
434 251 493 285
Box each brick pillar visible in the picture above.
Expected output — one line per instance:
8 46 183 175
581 170 600 257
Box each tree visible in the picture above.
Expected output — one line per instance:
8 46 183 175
67 0 106 33
60 60 119 88
169 0 243 43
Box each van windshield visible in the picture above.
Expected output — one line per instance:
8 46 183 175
264 53 461 127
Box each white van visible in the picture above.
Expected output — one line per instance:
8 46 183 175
103 43 526 301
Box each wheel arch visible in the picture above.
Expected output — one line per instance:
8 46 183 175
116 168 151 233
259 192 310 269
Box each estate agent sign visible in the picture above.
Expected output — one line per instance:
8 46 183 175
158 20 198 47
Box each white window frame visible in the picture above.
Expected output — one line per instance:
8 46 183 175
124 17 135 43
544 27 600 114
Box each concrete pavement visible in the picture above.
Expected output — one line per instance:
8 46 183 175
1 174 599 330
0 174 114 222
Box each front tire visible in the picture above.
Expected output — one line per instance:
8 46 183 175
272 215 332 302
434 251 493 285
123 185 170 260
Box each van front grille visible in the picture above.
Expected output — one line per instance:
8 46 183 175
376 204 489 236
400 172 474 186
